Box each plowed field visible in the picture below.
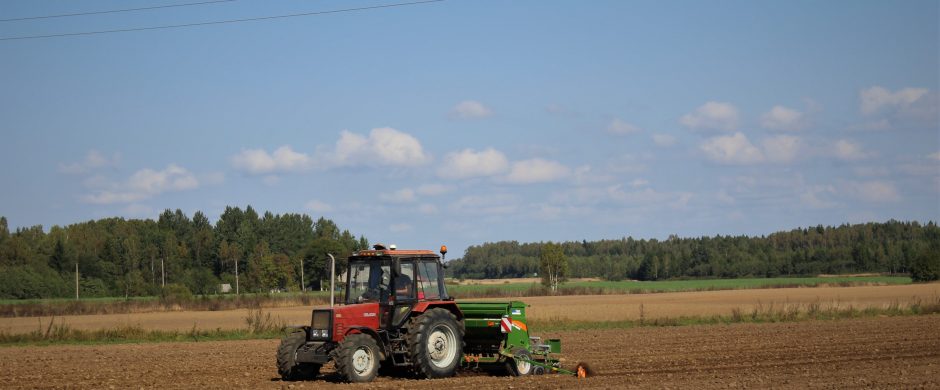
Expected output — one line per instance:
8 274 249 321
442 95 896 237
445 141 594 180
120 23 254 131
2 315 938 389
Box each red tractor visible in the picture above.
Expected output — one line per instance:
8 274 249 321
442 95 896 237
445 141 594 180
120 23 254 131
277 244 464 382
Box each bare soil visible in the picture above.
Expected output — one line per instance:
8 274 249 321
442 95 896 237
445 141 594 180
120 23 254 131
1 284 937 334
1 315 938 389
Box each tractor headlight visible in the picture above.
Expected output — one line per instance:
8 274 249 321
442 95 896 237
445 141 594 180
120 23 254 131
310 329 320 338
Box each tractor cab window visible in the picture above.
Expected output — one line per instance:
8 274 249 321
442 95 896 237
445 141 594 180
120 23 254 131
417 261 442 300
347 262 390 303
395 262 415 300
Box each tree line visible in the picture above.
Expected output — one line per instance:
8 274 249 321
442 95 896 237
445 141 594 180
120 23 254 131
0 206 368 299
448 221 940 282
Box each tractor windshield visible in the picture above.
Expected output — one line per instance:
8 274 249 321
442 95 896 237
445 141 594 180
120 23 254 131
346 261 390 304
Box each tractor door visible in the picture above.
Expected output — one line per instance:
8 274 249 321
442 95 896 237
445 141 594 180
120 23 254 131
388 260 416 329
415 260 444 301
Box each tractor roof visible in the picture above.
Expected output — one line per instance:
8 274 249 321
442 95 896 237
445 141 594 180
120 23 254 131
351 249 440 258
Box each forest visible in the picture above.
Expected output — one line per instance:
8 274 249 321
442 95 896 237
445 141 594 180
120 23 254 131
2 215 938 300
0 206 367 299
448 221 940 282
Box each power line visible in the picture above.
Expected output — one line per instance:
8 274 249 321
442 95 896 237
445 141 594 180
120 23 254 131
0 0 238 23
0 0 445 41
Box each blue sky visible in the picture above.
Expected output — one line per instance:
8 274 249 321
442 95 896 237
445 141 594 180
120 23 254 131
1 0 938 258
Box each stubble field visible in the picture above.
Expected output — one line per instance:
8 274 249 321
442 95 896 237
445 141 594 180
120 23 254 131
1 284 936 334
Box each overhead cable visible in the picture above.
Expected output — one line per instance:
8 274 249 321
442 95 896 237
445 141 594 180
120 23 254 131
0 0 237 23
0 0 445 41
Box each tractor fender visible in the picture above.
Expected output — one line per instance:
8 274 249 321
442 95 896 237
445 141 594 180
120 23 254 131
344 326 387 360
285 325 310 339
411 301 463 321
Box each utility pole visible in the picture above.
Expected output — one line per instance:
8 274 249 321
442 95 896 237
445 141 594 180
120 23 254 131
300 258 305 293
161 257 165 287
75 262 79 300
235 257 239 295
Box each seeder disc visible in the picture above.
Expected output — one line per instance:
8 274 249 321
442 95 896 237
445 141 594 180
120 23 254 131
575 362 594 378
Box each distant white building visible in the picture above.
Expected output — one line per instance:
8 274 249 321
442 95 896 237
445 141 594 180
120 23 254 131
219 283 232 293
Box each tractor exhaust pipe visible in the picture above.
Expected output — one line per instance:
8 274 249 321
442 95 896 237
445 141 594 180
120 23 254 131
328 253 336 308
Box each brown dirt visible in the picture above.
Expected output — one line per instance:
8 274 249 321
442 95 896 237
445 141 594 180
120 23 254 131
1 315 938 389
1 284 937 334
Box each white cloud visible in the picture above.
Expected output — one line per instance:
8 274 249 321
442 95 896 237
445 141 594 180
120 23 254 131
605 185 693 209
761 105 805 131
378 184 453 204
606 154 648 174
504 158 571 184
127 164 198 194
842 180 901 202
833 139 870 161
651 133 677 147
304 199 333 213
929 151 940 161
416 184 453 196
849 119 892 131
380 188 417 203
716 190 735 205
629 178 649 188
800 185 838 209
417 204 438 214
83 191 148 205
571 164 612 185
854 166 890 177
332 127 430 167
700 132 764 164
438 148 509 179
231 146 312 174
680 101 739 132
896 163 938 176
607 119 641 135
59 150 119 174
450 100 492 119
762 135 802 163
82 164 199 205
451 194 519 215
860 86 928 115
201 172 226 185
262 176 281 186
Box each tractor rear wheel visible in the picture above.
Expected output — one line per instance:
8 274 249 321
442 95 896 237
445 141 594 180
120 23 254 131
407 308 464 379
276 329 320 381
506 348 533 376
334 333 381 383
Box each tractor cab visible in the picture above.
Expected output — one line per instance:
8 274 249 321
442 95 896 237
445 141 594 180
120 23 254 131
344 244 452 330
347 244 450 304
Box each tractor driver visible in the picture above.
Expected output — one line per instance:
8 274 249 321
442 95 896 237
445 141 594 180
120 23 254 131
395 274 413 299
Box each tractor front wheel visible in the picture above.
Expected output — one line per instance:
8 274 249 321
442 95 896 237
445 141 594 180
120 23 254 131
276 329 320 381
334 333 381 383
407 308 465 379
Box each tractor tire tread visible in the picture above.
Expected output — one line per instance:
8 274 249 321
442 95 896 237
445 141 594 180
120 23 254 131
333 333 380 383
406 307 465 379
276 329 320 381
